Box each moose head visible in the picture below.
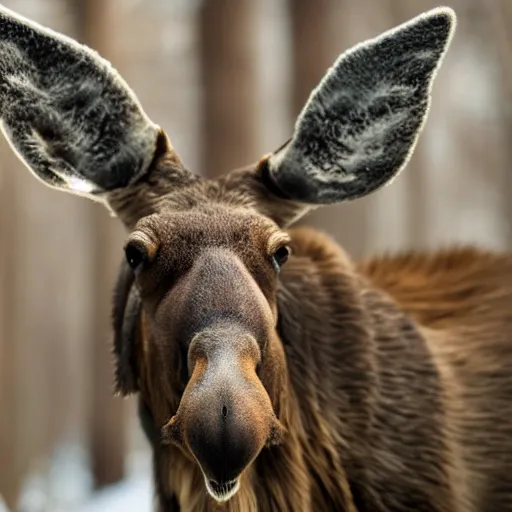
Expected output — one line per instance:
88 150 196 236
0 5 456 503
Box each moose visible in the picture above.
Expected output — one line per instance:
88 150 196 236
1 4 511 511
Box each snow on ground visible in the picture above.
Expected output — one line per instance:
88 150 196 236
11 443 154 512
0 496 9 512
76 475 152 512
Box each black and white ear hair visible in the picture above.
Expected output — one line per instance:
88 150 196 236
0 5 161 199
265 7 456 204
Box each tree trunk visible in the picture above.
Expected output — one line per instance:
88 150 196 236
75 0 127 489
488 0 512 247
199 0 258 178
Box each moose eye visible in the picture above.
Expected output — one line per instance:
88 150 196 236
124 231 159 273
125 242 148 271
271 245 291 271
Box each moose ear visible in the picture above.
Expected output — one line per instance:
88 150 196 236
0 5 165 200
112 260 142 396
265 7 456 204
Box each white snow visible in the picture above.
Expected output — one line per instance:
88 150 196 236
76 476 152 512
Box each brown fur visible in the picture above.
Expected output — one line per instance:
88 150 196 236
108 154 512 512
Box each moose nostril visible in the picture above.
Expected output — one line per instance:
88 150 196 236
188 398 258 490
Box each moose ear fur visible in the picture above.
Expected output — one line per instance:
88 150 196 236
265 7 456 204
0 5 161 200
112 260 142 396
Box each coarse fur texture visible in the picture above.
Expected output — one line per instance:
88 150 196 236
267 8 456 204
4 4 511 512
0 5 163 196
122 190 512 512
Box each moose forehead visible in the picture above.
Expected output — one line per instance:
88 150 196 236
135 206 283 358
131 204 288 297
135 204 285 256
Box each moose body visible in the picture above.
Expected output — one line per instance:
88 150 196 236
125 186 512 512
1 4 511 511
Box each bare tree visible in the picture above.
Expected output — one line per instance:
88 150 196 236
488 0 512 247
199 0 258 178
75 0 127 489
0 141 24 510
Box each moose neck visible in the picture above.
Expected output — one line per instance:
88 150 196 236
275 235 375 510
275 228 455 511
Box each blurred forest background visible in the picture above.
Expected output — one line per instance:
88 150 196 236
0 0 511 510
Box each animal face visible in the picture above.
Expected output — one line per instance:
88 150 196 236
127 206 289 499
0 4 456 503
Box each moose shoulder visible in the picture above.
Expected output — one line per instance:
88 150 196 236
1 4 511 512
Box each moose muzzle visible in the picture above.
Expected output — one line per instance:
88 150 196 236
162 325 285 502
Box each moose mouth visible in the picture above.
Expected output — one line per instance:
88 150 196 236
205 477 240 502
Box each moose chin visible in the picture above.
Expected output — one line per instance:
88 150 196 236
5 4 512 512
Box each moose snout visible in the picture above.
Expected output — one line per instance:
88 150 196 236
187 393 261 487
162 327 285 502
